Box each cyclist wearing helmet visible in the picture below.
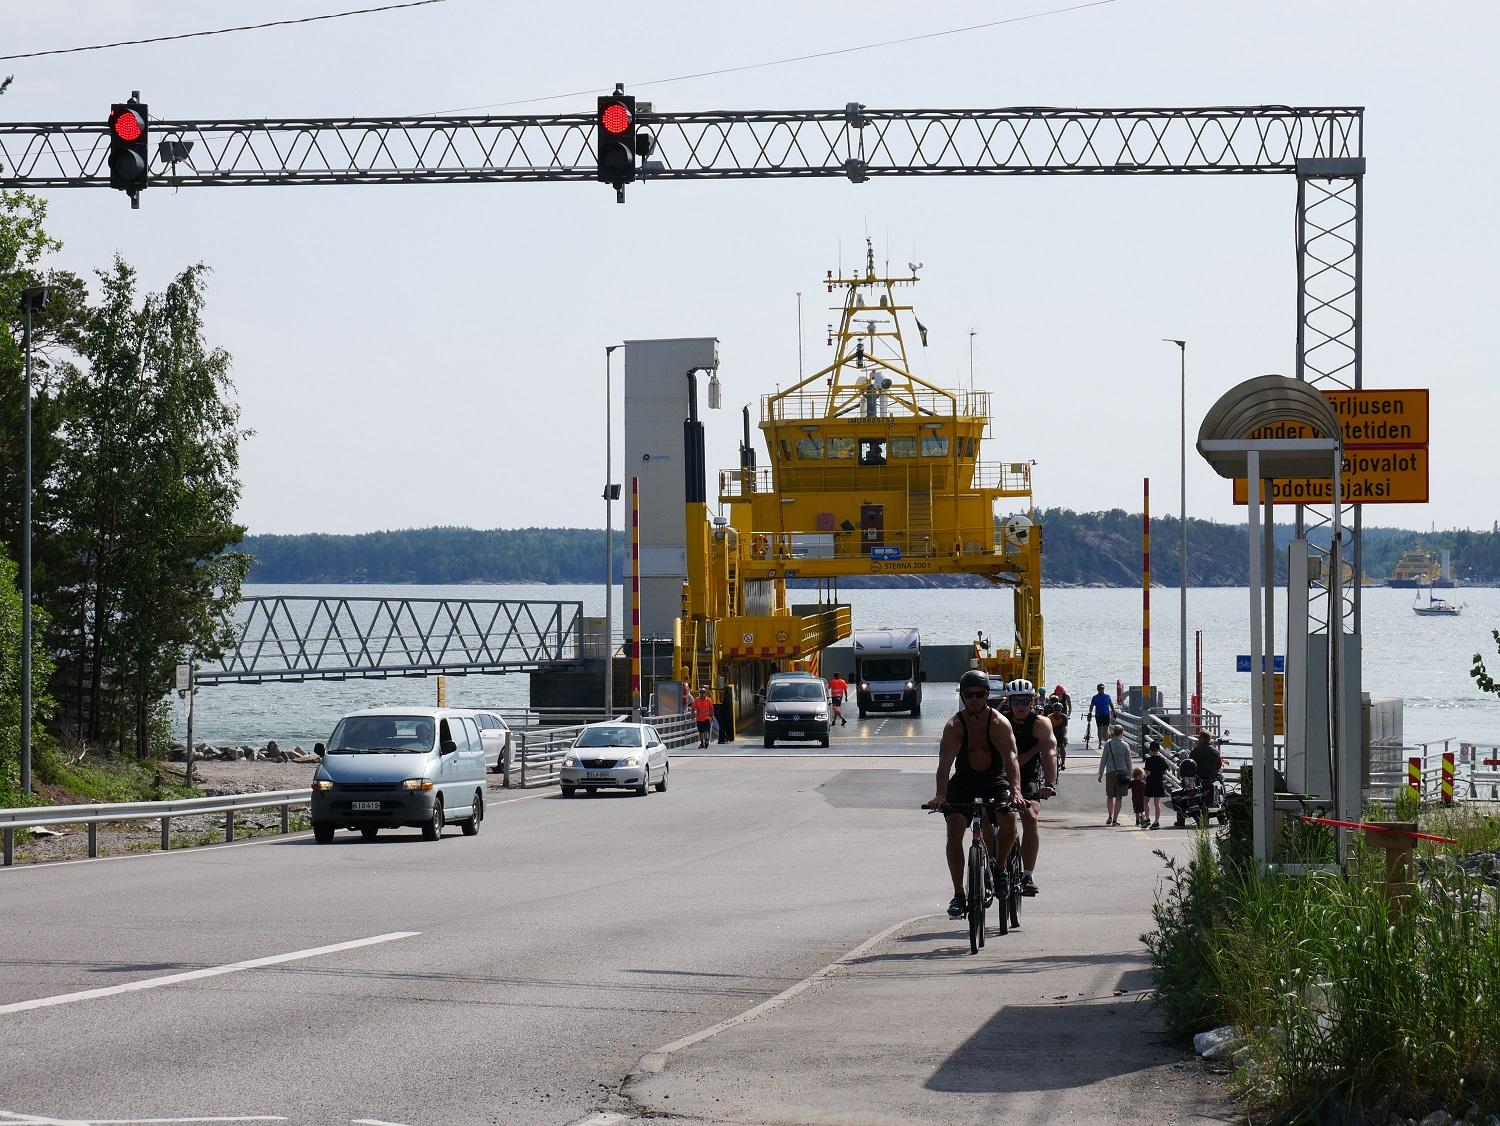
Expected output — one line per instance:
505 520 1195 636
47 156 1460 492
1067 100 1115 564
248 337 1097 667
924 669 1021 919
998 678 1057 896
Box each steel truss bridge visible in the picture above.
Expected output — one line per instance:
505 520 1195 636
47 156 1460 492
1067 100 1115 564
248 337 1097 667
195 596 583 686
0 98 1366 667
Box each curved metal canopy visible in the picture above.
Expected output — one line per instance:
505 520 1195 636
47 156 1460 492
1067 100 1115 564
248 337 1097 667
1196 373 1342 479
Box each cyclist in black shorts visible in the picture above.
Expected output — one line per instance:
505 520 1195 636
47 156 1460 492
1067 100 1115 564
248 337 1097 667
924 669 1022 919
997 678 1058 896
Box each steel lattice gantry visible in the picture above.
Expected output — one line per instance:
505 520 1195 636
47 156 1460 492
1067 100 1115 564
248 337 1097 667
196 596 583 685
0 104 1361 184
0 100 1367 685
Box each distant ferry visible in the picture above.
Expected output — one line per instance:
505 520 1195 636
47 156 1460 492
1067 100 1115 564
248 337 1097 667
1387 543 1455 588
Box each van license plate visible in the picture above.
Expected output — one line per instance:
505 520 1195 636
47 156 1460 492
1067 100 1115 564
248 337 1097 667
785 730 805 738
352 801 380 811
585 771 612 780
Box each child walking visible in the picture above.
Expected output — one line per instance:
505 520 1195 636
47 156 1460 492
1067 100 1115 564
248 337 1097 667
1129 766 1150 828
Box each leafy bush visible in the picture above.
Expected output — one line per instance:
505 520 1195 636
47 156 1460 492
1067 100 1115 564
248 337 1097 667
1148 802 1500 1120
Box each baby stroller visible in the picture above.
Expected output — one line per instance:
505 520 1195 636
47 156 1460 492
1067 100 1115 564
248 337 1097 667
1169 759 1229 828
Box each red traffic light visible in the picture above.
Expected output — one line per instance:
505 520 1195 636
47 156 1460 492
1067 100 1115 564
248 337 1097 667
600 102 632 136
110 108 144 142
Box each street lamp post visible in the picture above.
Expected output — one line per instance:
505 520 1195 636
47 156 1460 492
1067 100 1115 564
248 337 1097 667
18 285 55 795
1163 338 1188 728
603 344 622 719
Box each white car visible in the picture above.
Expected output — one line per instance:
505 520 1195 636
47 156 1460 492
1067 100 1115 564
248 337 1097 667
467 709 513 773
558 722 670 797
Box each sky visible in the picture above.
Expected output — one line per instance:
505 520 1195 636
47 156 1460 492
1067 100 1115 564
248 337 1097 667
2 0 1495 537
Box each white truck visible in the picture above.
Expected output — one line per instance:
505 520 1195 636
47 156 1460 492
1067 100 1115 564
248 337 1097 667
851 627 924 717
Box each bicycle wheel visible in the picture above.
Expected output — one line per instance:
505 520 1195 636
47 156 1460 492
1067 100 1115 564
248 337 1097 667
1008 844 1023 929
993 853 1009 937
966 843 986 954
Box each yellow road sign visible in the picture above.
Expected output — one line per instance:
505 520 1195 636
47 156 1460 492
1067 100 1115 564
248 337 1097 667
1232 447 1428 505
1247 389 1428 448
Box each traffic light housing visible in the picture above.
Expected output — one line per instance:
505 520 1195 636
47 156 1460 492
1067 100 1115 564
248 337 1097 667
596 93 637 195
108 99 149 202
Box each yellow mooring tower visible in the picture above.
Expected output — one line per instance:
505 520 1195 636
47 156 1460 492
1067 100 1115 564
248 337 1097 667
675 241 1043 731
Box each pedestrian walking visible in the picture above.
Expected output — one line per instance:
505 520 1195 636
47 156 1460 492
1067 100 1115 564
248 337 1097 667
1097 723 1133 825
1129 767 1150 827
1142 738 1169 829
827 672 850 726
1086 682 1114 747
691 687 715 749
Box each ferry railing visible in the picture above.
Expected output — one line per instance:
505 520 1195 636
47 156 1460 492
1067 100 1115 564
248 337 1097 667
1 790 310 867
761 388 989 423
512 711 700 789
717 461 1032 499
739 528 1018 562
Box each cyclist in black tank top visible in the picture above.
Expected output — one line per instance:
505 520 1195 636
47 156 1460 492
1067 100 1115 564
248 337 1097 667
925 670 1021 919
998 683 1058 897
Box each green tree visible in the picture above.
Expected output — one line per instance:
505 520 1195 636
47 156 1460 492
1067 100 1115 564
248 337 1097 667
0 549 54 801
52 259 248 756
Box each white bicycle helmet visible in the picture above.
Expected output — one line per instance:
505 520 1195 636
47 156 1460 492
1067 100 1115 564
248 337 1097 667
1003 678 1035 698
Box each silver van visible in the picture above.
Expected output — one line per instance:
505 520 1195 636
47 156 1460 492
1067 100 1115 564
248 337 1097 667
310 707 487 843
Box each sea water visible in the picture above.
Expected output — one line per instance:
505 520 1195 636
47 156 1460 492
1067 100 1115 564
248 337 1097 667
175 582 1500 752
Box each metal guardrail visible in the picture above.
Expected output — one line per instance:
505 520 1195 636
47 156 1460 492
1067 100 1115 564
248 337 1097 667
1 712 706 864
1367 739 1500 802
510 712 699 788
2 790 310 866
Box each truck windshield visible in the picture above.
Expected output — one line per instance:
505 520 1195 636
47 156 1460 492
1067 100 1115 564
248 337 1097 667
861 659 913 681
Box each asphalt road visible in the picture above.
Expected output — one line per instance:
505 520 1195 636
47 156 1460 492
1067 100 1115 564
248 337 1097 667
0 726 1233 1126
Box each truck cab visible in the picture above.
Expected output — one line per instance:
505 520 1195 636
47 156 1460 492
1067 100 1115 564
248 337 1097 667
852 627 923 717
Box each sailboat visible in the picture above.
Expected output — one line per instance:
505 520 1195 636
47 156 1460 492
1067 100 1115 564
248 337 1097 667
1412 585 1463 617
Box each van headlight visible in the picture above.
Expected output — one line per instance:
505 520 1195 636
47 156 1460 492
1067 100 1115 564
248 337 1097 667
312 778 334 792
906 681 914 690
401 778 434 791
763 708 778 720
814 711 828 721
860 682 869 692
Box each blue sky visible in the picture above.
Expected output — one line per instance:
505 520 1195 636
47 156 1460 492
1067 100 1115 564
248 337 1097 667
3 1 1492 535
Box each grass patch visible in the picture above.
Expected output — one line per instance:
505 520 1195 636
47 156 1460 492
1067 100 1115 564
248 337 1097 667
1147 801 1500 1122
31 743 196 804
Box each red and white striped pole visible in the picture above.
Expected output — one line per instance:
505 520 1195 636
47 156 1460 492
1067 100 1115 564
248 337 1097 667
1142 478 1151 703
631 477 641 722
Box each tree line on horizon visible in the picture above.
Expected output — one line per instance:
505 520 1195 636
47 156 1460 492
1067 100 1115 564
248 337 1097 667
240 513 1500 587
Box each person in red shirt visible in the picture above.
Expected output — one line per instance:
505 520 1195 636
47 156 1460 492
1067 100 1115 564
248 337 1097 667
692 688 716 748
826 673 850 726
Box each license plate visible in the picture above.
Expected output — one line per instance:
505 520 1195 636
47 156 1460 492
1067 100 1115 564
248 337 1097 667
784 730 805 738
352 801 381 811
585 771 612 780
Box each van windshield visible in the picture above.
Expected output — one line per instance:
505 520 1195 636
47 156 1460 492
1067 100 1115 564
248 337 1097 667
768 682 825 702
327 715 434 754
860 658 913 681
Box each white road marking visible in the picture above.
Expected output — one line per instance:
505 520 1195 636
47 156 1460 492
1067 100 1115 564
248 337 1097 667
0 1116 285 1124
0 932 419 1016
636 912 938 1068
351 1119 416 1125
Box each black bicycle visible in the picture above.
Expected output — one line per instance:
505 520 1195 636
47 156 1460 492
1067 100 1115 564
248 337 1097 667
928 794 1016 954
